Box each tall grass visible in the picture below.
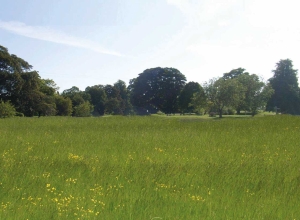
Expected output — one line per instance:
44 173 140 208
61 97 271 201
0 115 299 219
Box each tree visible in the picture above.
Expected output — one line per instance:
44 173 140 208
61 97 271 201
223 68 249 114
85 85 106 116
130 67 186 114
114 80 134 115
105 98 122 115
189 89 207 115
16 71 45 116
55 96 72 116
0 45 58 116
0 45 31 104
204 78 244 118
178 82 204 114
266 59 300 114
0 100 16 118
248 83 274 116
236 74 274 116
103 84 123 115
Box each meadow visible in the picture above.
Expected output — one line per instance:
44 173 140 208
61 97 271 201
0 115 299 219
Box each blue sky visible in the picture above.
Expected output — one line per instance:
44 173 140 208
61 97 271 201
1 0 300 92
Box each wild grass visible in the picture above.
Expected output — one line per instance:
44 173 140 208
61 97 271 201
0 115 299 219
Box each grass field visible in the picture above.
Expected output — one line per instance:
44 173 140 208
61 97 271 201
0 114 299 219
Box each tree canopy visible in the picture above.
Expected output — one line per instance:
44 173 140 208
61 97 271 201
130 67 186 114
1 44 299 117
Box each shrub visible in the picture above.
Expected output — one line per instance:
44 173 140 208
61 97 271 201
0 100 16 118
73 101 93 117
15 112 24 117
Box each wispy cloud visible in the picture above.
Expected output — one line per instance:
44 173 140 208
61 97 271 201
0 21 124 57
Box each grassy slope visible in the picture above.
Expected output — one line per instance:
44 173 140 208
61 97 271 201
0 115 299 219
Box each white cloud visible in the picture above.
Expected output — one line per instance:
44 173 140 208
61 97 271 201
0 21 124 57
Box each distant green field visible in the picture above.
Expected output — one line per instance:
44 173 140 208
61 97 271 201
0 115 299 219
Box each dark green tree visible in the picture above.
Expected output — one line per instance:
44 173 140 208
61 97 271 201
130 67 186 114
55 96 73 116
266 59 300 114
85 85 106 116
114 80 134 115
0 45 31 103
103 84 123 115
105 98 122 115
178 82 204 114
0 45 58 116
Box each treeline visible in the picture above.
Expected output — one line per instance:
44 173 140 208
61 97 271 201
1 44 300 118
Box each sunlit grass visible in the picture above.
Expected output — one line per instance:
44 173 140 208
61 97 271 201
0 115 299 219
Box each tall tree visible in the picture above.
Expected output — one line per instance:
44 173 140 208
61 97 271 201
114 80 133 115
0 45 59 116
130 67 186 114
0 45 31 102
266 59 300 114
103 84 123 115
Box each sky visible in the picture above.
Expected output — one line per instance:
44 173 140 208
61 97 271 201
1 0 300 92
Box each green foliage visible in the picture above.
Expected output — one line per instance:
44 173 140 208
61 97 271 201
85 85 106 116
223 67 249 80
222 68 273 116
267 59 300 114
105 98 122 115
1 115 300 219
40 79 59 96
55 96 72 116
0 45 59 117
204 78 244 117
236 73 273 116
73 101 93 117
0 100 16 118
62 86 92 116
189 88 207 115
114 80 134 115
178 81 203 114
130 67 186 114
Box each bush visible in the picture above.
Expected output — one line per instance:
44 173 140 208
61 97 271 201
73 101 93 117
15 112 24 117
0 100 16 118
